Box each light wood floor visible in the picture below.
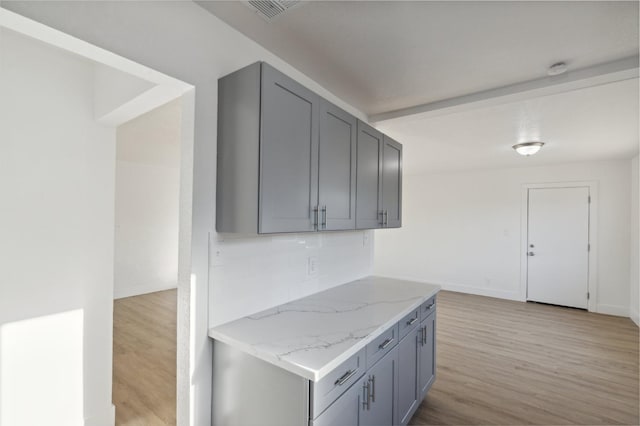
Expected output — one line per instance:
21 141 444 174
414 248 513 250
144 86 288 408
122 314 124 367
411 291 640 425
112 289 638 425
113 289 176 426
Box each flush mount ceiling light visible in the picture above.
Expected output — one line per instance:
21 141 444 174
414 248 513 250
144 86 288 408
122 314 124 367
513 141 544 156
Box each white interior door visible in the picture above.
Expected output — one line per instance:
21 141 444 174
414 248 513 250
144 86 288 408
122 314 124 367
527 187 590 309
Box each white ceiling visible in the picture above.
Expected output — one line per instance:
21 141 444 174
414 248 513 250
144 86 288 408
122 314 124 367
199 1 639 172
199 1 639 116
377 78 639 175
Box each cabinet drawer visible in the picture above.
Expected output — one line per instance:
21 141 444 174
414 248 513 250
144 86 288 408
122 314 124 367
419 296 436 321
311 347 366 419
366 324 399 369
398 308 420 340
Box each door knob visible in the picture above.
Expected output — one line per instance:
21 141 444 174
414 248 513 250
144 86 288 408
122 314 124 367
528 251 535 256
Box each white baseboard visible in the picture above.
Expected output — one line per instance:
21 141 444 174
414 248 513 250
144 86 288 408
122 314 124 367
437 282 523 301
375 274 523 302
114 282 177 299
596 303 629 317
630 307 639 326
84 404 115 426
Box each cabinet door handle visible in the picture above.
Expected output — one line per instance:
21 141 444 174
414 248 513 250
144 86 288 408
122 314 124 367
334 368 357 386
406 317 418 326
321 205 327 229
379 337 394 350
362 381 370 410
313 206 319 230
423 326 427 345
378 210 384 225
384 210 388 226
369 375 375 403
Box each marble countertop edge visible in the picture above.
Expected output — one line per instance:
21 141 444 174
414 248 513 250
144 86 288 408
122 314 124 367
208 278 440 382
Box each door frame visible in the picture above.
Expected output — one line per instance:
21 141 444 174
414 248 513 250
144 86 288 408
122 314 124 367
520 181 598 312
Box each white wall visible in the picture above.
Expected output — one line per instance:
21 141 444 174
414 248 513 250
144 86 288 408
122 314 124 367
1 3 373 425
114 99 181 299
630 156 639 325
0 29 115 425
375 160 632 315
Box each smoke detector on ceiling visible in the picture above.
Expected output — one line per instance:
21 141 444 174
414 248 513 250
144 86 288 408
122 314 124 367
244 1 303 22
547 62 568 76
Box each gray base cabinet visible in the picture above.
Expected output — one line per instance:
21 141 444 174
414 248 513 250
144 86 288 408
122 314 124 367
212 297 436 426
396 328 420 425
418 310 436 397
217 61 401 234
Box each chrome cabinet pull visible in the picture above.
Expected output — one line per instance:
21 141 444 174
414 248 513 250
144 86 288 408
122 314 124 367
334 368 357 386
369 375 376 403
321 205 327 229
384 210 388 226
362 381 370 410
379 337 394 350
378 210 384 225
406 317 418 326
313 206 319 230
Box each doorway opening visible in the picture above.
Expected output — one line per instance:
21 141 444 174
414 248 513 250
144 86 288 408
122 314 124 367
521 182 598 312
112 99 183 424
0 10 194 426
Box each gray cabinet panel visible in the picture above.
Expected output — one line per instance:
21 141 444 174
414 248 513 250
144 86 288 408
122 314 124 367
260 64 319 234
418 311 436 397
382 136 402 228
312 379 361 426
259 64 319 233
360 346 397 426
397 330 419 425
216 62 261 234
356 121 383 229
319 101 357 231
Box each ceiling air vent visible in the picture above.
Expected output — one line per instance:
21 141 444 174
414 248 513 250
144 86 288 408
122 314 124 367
245 0 303 22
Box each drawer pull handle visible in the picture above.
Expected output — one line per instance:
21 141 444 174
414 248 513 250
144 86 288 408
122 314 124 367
334 368 357 386
406 317 418 326
379 338 394 350
426 303 435 310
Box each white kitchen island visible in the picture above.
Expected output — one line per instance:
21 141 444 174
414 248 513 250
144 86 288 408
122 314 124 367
209 276 440 426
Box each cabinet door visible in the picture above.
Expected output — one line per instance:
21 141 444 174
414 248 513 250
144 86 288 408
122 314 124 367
318 101 357 231
397 330 420 425
382 136 402 228
418 312 436 397
259 63 319 234
356 121 383 229
360 346 397 426
312 378 361 426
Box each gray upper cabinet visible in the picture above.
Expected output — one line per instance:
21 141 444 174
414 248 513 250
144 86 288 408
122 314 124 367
216 61 319 234
217 61 401 234
260 63 319 233
356 122 384 229
382 136 402 228
318 100 357 231
356 122 403 230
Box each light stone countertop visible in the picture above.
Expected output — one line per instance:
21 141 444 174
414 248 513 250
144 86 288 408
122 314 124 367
208 276 440 382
